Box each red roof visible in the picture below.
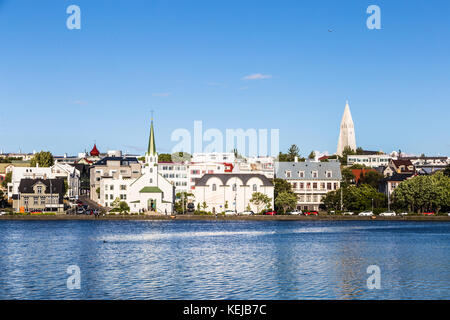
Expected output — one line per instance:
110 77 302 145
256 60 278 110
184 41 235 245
90 144 100 156
351 168 376 183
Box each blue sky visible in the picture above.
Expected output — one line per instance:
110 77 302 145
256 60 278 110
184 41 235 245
0 0 449 157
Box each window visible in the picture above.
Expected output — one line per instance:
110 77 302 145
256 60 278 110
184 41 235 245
109 194 113 200
212 184 217 191
40 196 46 205
312 171 318 178
120 185 127 190
327 183 332 190
110 185 114 190
34 197 38 205
299 171 305 178
24 197 29 205
285 171 291 178
232 184 237 191
300 182 304 189
120 194 127 200
253 184 257 192
326 171 332 178
293 183 297 189
37 186 42 194
313 182 317 190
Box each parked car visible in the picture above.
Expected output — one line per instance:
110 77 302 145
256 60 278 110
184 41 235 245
76 207 85 214
304 211 318 216
399 212 408 216
423 212 435 215
286 210 301 215
187 203 195 213
264 211 277 215
447 213 450 216
342 211 354 215
239 211 254 215
358 211 373 216
224 210 236 216
379 211 396 217
31 210 43 214
0 211 8 216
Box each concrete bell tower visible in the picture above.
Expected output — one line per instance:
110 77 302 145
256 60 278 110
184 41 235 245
336 100 357 156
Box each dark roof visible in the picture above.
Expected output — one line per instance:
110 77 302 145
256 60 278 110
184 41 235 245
392 159 414 167
382 172 415 182
18 178 65 194
195 173 273 187
94 156 139 166
360 150 383 155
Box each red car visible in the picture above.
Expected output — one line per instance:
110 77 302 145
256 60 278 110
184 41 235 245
264 211 277 215
304 211 318 216
423 212 435 215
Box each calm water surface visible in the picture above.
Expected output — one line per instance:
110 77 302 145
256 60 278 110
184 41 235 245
0 220 449 299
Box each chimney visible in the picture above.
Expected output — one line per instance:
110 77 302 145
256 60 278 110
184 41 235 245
294 156 298 163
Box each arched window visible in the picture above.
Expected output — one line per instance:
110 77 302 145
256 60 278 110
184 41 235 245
232 184 237 191
253 184 257 192
212 184 217 191
150 178 153 183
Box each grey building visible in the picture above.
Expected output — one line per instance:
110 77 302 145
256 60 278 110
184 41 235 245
275 160 342 211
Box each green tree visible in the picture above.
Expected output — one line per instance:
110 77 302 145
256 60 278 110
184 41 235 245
278 144 303 162
118 201 130 213
201 201 207 210
273 178 296 212
1 172 12 189
393 172 450 213
158 153 172 162
174 192 194 213
341 167 355 187
358 171 384 189
275 191 298 213
30 151 54 167
322 185 386 212
308 151 316 160
250 192 272 213
444 164 450 177
338 146 357 165
356 147 364 155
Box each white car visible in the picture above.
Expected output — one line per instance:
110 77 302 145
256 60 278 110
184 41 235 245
379 211 396 217
358 211 374 216
399 212 408 216
286 210 301 215
447 213 450 216
342 211 354 215
0 211 8 216
239 211 254 215
224 210 236 216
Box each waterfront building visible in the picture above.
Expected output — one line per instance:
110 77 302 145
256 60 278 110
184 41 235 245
347 154 392 168
94 117 175 214
379 172 415 196
275 160 342 211
12 178 65 213
336 101 357 156
192 173 274 213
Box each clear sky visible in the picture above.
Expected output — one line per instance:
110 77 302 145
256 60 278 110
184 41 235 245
1 0 449 157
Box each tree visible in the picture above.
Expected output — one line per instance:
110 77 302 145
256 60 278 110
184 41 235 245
201 201 207 210
338 146 356 166
30 151 54 167
392 172 450 213
444 164 450 177
356 147 364 155
158 153 172 162
273 178 296 212
174 192 194 213
322 185 386 212
250 192 272 213
358 171 384 189
278 144 303 162
118 201 130 213
1 172 12 189
341 167 355 187
111 197 121 208
308 151 316 160
275 191 297 213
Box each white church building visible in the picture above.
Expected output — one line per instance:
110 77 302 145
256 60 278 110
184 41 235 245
98 117 175 214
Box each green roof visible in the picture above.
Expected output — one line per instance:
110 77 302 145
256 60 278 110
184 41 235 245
130 200 140 203
140 186 163 193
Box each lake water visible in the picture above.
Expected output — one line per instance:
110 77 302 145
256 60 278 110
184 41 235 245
0 220 449 299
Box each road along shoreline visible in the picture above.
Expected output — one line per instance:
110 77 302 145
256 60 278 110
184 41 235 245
1 215 449 221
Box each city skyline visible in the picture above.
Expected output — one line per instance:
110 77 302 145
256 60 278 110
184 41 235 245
1 0 449 156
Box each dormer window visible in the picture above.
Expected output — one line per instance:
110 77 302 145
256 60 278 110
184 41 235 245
298 171 305 178
326 171 332 178
312 171 318 178
285 171 291 178
37 186 42 194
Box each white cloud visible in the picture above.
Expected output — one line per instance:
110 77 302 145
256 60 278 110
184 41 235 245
152 92 172 97
242 73 272 80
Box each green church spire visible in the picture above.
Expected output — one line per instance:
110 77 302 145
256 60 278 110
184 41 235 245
147 113 156 156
